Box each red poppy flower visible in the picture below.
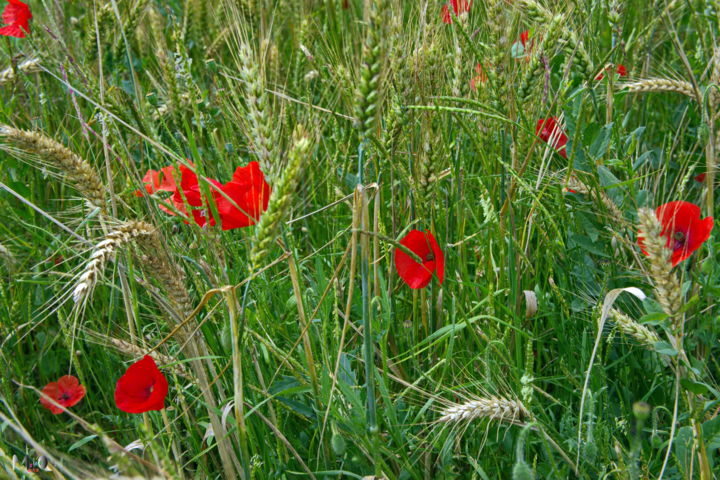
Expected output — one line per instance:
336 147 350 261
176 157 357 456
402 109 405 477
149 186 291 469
114 355 169 414
470 63 489 91
536 117 568 158
137 162 270 230
520 30 530 48
135 164 181 197
442 0 471 24
40 375 86 414
214 161 271 230
595 64 627 81
395 230 445 289
0 0 31 38
695 173 706 183
638 201 714 266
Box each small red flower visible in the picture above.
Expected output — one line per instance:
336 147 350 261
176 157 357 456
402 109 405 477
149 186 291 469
214 161 271 230
135 164 181 197
595 64 627 81
442 0 471 24
470 63 489 91
40 375 86 414
0 0 31 38
520 30 530 48
695 173 706 183
638 201 714 267
395 230 445 289
114 355 169 414
536 117 568 158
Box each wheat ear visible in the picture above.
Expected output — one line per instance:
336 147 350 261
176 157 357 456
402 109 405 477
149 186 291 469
0 125 107 211
73 221 155 304
250 126 311 270
0 57 41 85
637 208 683 318
438 396 529 424
624 79 697 99
237 39 277 177
610 309 660 348
355 0 389 140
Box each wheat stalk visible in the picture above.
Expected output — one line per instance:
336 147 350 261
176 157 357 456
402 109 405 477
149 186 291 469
0 125 107 211
637 208 683 318
73 221 155 304
438 396 528 424
624 79 697 99
610 309 660 348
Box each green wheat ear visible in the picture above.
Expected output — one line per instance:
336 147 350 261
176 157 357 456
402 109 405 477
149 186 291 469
250 125 312 271
354 0 389 140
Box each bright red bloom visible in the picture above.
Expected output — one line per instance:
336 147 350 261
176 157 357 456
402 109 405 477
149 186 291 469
595 64 627 81
442 0 471 24
638 201 714 267
695 173 706 183
135 164 180 197
214 161 271 230
114 356 169 414
536 117 568 158
395 230 445 289
520 30 530 48
0 0 31 38
137 162 270 230
40 375 86 414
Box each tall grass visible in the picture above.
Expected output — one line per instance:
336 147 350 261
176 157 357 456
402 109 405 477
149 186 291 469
1 0 719 478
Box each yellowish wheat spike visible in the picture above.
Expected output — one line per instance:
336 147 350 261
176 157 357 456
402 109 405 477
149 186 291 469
438 396 528 424
0 57 41 85
637 208 683 318
73 221 155 304
0 125 107 211
624 79 697 100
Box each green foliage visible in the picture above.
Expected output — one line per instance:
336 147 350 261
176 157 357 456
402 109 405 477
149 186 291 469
0 0 719 479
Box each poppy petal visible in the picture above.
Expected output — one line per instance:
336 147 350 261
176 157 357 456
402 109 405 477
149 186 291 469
394 229 443 289
114 355 169 414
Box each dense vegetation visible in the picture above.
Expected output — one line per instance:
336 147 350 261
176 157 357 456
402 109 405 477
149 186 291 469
1 0 720 478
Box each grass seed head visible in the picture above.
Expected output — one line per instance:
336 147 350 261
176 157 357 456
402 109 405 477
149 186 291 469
637 208 683 318
0 125 107 212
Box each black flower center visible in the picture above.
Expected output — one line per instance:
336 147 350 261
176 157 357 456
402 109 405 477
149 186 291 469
424 252 435 262
672 231 686 250
143 384 155 398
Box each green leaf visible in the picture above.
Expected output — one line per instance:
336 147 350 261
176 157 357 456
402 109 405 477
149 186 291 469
589 123 613 159
680 378 710 395
68 435 97 452
653 341 678 356
678 294 699 314
643 297 665 315
639 312 669 325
